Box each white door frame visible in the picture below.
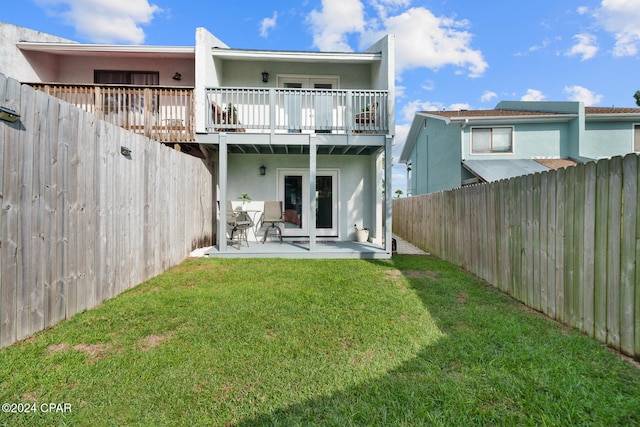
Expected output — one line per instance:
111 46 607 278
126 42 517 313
277 168 339 237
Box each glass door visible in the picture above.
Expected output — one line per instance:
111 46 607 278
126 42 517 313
278 169 338 237
278 76 339 132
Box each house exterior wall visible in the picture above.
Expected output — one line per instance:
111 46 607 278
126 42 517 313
54 56 195 86
226 153 374 240
462 122 570 160
0 22 73 82
409 118 462 195
195 27 228 133
221 60 373 89
582 121 638 159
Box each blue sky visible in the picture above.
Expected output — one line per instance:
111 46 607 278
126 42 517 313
2 0 640 195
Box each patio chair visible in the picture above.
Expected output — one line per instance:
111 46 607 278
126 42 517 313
354 102 378 133
260 201 284 243
226 201 252 249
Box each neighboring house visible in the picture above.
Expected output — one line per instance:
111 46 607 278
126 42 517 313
400 100 640 195
1 23 395 258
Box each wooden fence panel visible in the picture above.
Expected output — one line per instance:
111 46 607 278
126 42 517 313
393 152 640 360
0 75 213 349
607 156 622 349
1 76 21 347
620 154 637 355
583 161 597 338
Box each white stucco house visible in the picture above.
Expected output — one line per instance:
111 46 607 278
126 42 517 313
1 22 395 258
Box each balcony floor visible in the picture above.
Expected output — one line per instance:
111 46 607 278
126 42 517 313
197 239 390 259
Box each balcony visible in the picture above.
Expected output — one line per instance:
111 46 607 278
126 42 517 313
206 88 389 135
29 83 194 143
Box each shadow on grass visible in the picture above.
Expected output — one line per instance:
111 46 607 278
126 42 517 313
237 255 640 426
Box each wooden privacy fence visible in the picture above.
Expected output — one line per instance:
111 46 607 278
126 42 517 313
393 155 640 360
0 74 213 349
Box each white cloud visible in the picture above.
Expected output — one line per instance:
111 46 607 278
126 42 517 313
260 12 278 38
307 3 487 77
564 85 603 105
481 90 497 103
421 79 435 91
566 33 598 60
36 0 160 44
527 39 550 53
400 99 443 122
370 0 411 21
449 103 471 111
521 89 546 101
377 7 488 77
596 0 640 56
306 0 365 51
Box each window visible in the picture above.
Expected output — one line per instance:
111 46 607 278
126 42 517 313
471 127 513 154
634 125 640 152
94 70 159 85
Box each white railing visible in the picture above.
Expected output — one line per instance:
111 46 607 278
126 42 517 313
30 83 195 142
206 88 388 134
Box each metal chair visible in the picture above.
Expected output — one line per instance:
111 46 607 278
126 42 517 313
260 201 284 243
226 201 252 249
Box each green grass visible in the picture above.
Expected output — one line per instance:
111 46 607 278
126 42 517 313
0 256 638 426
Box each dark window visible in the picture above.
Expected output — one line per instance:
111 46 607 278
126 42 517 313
94 70 159 85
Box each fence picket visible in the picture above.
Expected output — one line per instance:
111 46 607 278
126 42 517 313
620 154 637 355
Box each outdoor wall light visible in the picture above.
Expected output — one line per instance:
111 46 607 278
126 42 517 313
121 146 132 157
0 106 20 123
259 164 266 175
261 71 269 83
172 72 182 81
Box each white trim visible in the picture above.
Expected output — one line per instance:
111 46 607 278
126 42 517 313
277 168 339 237
277 74 340 89
211 48 380 63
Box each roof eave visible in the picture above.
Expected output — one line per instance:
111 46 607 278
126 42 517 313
16 42 195 58
211 48 381 63
586 113 640 121
447 114 578 125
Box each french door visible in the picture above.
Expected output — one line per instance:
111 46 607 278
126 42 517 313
277 169 338 237
278 76 339 131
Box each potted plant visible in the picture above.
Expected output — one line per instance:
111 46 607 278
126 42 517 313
239 193 251 206
354 224 369 243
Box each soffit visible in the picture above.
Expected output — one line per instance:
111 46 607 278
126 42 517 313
211 48 381 64
17 42 195 59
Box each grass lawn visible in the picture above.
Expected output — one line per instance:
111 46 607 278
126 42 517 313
0 255 638 426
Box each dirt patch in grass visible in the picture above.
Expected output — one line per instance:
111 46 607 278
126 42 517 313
21 391 39 402
73 344 110 360
385 269 438 281
457 293 467 304
47 342 112 361
137 332 175 351
47 342 69 354
405 270 439 280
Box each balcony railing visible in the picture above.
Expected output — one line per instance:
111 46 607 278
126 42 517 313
29 83 195 143
206 88 388 134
